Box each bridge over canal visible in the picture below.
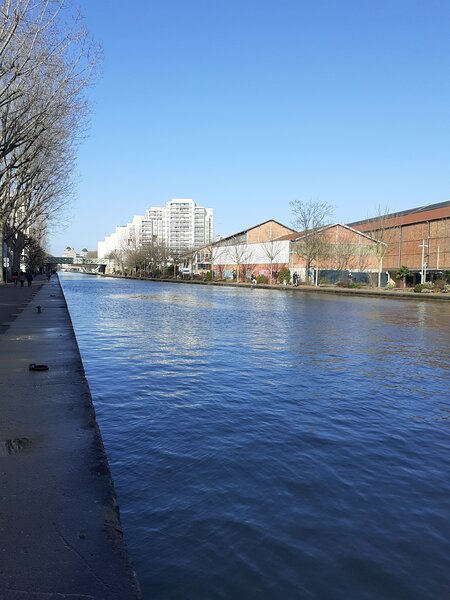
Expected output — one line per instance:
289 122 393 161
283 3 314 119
46 256 108 273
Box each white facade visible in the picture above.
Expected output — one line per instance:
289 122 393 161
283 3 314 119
145 199 213 254
63 247 77 258
213 240 290 266
143 207 164 245
98 225 129 258
98 199 214 258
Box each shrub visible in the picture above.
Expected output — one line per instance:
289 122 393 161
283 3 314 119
204 271 213 281
256 274 268 284
336 279 349 288
433 278 447 291
414 283 432 293
277 267 291 284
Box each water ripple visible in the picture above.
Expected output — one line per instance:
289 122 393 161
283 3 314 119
60 274 450 600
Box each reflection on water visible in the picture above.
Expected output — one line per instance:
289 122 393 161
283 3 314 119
60 274 450 600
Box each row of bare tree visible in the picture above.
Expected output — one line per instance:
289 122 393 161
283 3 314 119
210 240 286 283
207 200 386 284
290 199 389 286
106 240 173 278
0 0 99 282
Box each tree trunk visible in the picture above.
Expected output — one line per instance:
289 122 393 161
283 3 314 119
0 219 5 284
11 231 27 275
377 256 383 288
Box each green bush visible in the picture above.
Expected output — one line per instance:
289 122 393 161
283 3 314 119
277 267 291 284
396 265 411 280
256 274 268 284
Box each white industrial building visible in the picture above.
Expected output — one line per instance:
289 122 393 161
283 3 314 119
97 199 214 259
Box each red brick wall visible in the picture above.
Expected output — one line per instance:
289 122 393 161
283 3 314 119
354 218 450 270
247 221 295 243
291 225 379 271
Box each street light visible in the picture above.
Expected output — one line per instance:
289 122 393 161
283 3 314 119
419 240 428 283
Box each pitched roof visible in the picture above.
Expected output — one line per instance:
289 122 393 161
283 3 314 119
348 200 450 227
280 223 381 243
213 219 296 245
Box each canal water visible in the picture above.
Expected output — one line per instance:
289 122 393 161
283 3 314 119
60 273 450 599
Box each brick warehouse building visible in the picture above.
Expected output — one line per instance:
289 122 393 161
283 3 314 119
349 201 450 282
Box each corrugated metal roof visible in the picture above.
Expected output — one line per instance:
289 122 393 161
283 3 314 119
348 200 450 226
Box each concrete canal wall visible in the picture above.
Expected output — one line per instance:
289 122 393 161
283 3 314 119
0 278 141 599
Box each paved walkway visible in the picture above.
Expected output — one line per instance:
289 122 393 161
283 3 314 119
0 277 141 599
0 277 46 334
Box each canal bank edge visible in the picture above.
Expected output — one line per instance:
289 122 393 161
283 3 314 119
93 273 450 302
0 277 141 599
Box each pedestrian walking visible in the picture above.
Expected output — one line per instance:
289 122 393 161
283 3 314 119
26 270 33 287
19 271 25 287
12 271 18 286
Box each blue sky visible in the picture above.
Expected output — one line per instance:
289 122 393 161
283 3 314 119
50 0 450 253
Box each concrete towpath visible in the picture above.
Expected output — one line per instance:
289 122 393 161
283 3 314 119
0 277 141 599
0 278 46 334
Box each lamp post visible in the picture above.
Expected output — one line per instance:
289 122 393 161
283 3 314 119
419 240 428 283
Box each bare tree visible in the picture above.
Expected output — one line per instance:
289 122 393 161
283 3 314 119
330 229 357 276
141 239 169 277
24 235 47 272
363 206 392 287
227 243 253 282
290 198 334 284
124 245 147 277
0 0 100 283
261 238 284 283
356 243 373 274
106 248 126 274
211 244 228 280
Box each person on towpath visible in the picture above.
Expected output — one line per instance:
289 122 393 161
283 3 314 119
26 270 33 287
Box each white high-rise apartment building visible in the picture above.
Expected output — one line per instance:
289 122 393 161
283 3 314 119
98 199 214 258
97 216 145 258
144 198 213 254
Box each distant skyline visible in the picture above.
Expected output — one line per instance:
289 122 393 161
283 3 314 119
49 0 450 253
